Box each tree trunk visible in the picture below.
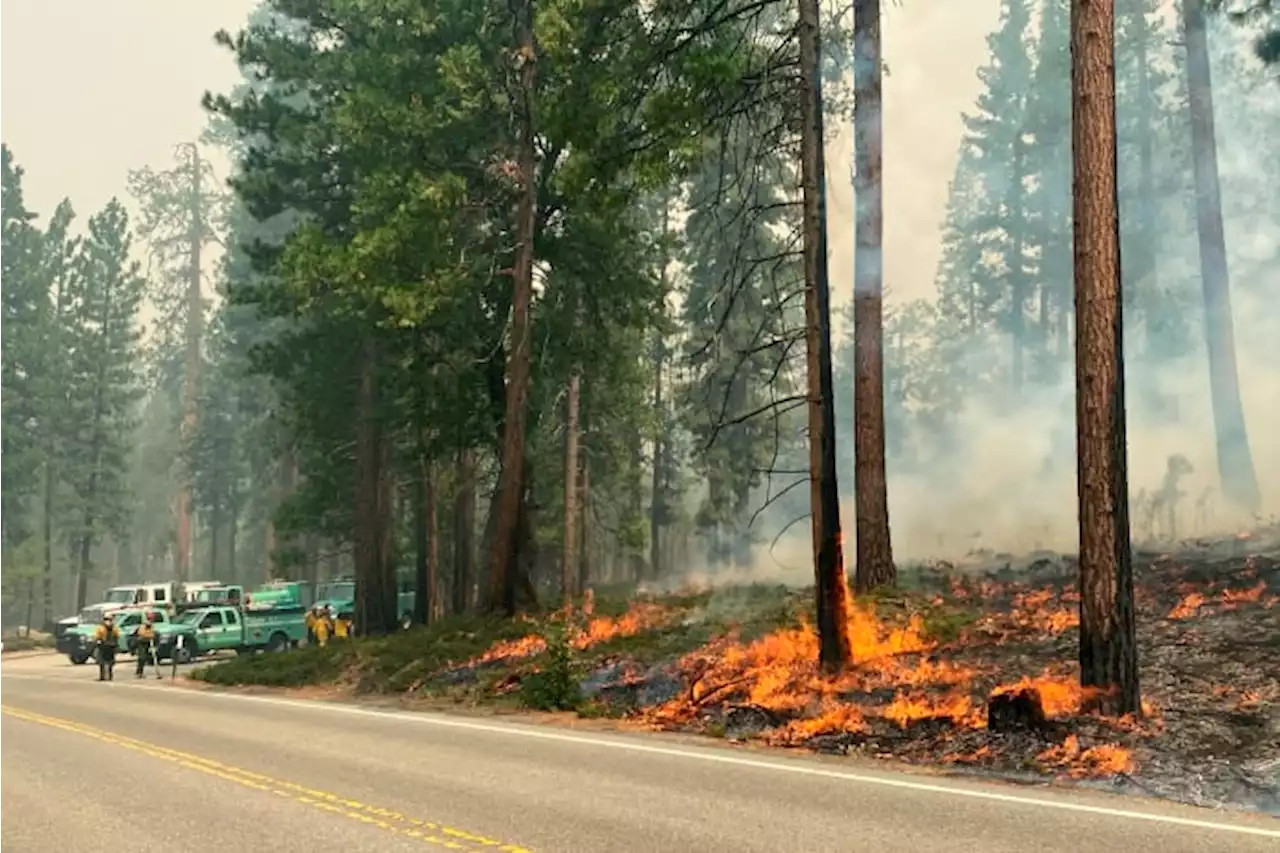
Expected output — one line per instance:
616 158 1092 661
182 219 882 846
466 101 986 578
1070 0 1141 717
1182 0 1261 514
851 0 895 594
75 527 92 613
650 201 670 582
209 500 222 580
263 518 276 583
562 372 581 600
414 450 429 625
355 335 395 635
176 143 204 586
426 462 440 621
579 456 591 595
228 504 238 582
799 0 852 672
42 462 56 629
487 0 538 615
278 444 298 576
1133 22 1160 357
453 449 476 614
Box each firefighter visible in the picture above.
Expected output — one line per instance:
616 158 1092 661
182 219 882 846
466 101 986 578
93 615 121 682
305 605 319 645
313 605 333 647
134 616 159 679
333 610 352 640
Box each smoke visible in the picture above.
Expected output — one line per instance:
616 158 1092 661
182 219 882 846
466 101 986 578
840 16 1280 564
655 9 1277 593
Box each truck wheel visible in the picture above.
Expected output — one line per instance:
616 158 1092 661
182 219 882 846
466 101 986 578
174 645 195 665
69 653 89 665
267 632 289 653
401 613 413 631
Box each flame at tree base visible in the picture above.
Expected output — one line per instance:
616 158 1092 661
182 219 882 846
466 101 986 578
638 596 1141 778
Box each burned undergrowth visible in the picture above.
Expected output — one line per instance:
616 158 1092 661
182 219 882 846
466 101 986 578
191 531 1280 813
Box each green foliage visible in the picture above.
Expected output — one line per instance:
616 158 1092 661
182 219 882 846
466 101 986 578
0 535 44 611
518 621 582 711
1 145 48 549
60 200 147 551
191 645 347 687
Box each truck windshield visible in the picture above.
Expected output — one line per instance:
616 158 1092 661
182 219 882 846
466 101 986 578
319 583 354 600
195 589 226 602
103 589 137 604
177 611 206 625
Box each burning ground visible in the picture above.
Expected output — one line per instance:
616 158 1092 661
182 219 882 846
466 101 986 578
193 531 1280 814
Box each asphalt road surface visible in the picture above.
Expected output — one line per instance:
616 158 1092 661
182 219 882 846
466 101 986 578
2 653 1277 853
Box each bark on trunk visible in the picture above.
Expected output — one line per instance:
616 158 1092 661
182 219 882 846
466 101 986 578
800 0 852 671
579 457 591 595
263 519 276 583
426 462 440 621
415 452 440 625
355 336 396 635
562 372 581 600
1070 0 1141 717
1133 22 1161 357
41 268 68 628
209 501 222 580
852 0 895 594
277 445 298 577
176 143 204 586
453 449 476 614
487 0 538 615
42 462 56 628
650 201 670 582
1182 0 1261 514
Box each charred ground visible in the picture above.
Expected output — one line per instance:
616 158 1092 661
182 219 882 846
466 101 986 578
192 529 1280 814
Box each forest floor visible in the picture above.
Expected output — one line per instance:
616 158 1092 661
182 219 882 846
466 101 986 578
191 527 1280 814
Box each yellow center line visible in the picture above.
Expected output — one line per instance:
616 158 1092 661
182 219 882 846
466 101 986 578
1 704 532 853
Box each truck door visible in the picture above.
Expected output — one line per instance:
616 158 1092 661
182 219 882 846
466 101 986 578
197 611 226 648
225 609 244 647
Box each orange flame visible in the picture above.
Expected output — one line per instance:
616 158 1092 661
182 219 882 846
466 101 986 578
469 598 672 666
1036 735 1135 777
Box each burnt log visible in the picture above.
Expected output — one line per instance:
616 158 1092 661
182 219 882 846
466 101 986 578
988 688 1049 733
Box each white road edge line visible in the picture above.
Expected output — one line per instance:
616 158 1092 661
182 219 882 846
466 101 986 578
5 671 1279 838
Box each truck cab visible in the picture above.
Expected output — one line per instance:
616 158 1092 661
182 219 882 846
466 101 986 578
187 585 245 608
181 581 225 602
101 582 177 608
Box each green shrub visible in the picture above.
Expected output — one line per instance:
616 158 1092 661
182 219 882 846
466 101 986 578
191 645 346 687
518 623 581 711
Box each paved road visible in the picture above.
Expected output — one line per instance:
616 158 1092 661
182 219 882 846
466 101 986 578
2 654 1277 852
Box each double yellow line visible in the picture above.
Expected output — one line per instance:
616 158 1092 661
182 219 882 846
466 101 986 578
1 704 532 852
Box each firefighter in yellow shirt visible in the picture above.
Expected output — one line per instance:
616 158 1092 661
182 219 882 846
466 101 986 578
313 606 333 647
333 611 352 640
93 616 121 682
134 617 160 679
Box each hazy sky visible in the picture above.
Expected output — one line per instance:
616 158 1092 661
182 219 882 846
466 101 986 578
1 1 995 306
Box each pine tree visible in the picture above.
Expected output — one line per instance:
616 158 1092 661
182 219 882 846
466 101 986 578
1 145 47 553
1023 0 1074 378
681 130 804 572
1116 0 1197 384
62 200 146 609
34 199 79 625
959 0 1038 393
